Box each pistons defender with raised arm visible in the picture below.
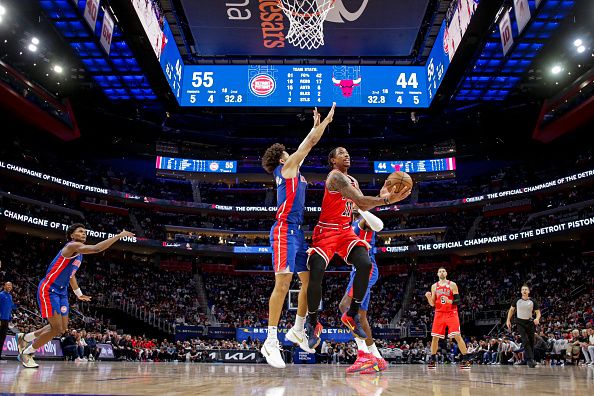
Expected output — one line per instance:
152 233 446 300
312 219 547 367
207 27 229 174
305 147 411 350
425 267 471 370
259 104 335 369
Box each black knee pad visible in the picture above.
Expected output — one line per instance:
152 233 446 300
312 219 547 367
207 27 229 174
348 246 372 272
307 253 326 283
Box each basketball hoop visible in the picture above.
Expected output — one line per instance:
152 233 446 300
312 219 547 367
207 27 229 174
278 0 336 50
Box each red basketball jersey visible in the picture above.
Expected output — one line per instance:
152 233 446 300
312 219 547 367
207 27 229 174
434 280 456 313
318 170 359 226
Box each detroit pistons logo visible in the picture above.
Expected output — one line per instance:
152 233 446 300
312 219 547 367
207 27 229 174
250 74 276 97
209 162 219 172
443 29 450 55
60 306 68 313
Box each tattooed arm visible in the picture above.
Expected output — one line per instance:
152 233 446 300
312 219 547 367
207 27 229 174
326 171 410 211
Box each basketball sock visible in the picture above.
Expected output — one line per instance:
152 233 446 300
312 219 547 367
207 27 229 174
23 345 36 355
307 311 318 326
294 315 305 332
346 299 361 318
369 343 382 359
430 354 437 362
355 338 369 353
24 332 36 342
266 326 278 341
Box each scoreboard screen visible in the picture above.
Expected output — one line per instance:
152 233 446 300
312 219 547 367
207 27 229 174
180 65 429 108
156 156 237 173
374 158 456 174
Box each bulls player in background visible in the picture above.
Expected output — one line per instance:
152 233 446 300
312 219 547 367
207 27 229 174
424 267 471 369
259 104 335 369
338 210 389 374
306 147 411 349
17 224 134 368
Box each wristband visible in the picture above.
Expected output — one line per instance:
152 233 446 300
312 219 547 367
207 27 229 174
74 288 83 297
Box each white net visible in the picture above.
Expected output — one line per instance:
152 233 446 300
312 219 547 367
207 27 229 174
279 0 336 50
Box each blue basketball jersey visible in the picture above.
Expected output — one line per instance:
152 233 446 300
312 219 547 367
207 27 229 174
353 219 376 255
41 243 83 291
273 165 307 225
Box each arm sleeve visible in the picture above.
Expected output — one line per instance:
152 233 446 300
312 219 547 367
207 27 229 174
452 294 461 306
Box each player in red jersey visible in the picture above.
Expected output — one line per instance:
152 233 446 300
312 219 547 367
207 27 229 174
305 147 411 349
424 267 471 369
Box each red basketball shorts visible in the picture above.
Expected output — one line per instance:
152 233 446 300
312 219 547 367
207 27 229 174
308 224 370 267
431 310 461 339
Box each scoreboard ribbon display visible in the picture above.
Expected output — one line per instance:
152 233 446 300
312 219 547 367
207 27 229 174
374 158 456 174
156 156 237 173
180 65 428 108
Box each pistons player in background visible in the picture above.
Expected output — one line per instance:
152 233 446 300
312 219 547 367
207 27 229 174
259 103 335 369
306 147 411 350
424 267 471 369
17 224 134 368
339 210 388 374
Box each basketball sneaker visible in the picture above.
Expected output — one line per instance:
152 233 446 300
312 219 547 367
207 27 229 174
21 354 39 369
375 356 389 371
428 360 437 370
346 351 379 374
261 339 285 369
305 322 323 350
341 312 367 339
460 360 472 370
286 327 315 353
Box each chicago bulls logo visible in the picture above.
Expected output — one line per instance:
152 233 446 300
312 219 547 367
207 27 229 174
332 76 361 97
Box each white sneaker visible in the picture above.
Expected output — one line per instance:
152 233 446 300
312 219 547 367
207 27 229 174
261 339 286 369
285 327 315 353
21 354 39 369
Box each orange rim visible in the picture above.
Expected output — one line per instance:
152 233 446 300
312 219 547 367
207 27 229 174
278 0 336 18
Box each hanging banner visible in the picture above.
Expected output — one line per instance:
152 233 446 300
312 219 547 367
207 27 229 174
100 11 115 55
83 0 100 32
499 10 514 56
513 0 531 35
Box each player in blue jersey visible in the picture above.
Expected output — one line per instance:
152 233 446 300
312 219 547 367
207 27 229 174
259 103 336 368
17 223 134 368
339 210 389 374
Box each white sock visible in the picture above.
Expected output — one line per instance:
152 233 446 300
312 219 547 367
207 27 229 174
267 326 278 341
369 343 382 359
23 345 36 355
294 315 305 332
355 338 369 353
24 332 36 342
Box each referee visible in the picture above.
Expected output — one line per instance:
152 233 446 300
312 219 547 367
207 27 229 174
506 284 541 368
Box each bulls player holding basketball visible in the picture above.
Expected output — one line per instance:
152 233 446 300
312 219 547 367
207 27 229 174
306 147 411 349
339 211 389 374
424 267 471 369
260 103 335 368
17 224 134 368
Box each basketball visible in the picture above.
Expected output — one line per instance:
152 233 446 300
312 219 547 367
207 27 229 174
384 171 413 193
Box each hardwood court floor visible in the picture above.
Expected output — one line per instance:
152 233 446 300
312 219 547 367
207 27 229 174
0 361 593 396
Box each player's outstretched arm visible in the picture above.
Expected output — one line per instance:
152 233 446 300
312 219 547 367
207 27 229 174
282 103 336 178
63 230 135 256
327 171 411 211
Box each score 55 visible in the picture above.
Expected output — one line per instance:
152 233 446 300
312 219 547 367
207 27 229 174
191 72 214 88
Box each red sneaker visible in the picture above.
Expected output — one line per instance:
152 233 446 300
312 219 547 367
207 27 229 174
376 357 389 371
346 351 379 374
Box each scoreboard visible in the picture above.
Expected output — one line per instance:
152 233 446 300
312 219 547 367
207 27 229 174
374 158 456 174
179 65 428 108
156 156 237 173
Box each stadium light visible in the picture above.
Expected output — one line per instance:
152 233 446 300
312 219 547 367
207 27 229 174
573 39 582 47
551 65 562 74
0 5 6 16
577 45 586 53
53 64 63 73
31 37 39 45
28 43 37 52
